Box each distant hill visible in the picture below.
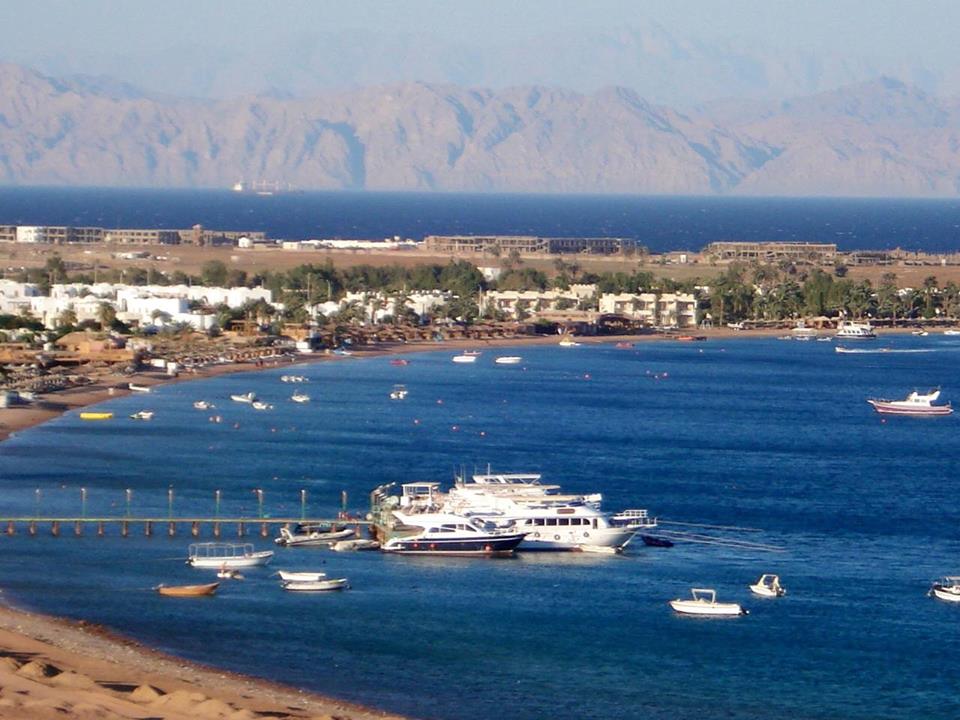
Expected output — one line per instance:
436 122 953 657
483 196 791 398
0 63 959 197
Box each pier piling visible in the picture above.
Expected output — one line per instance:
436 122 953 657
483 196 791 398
237 522 245 537
74 521 82 536
191 521 199 537
167 522 176 537
260 522 268 538
28 521 36 536
145 521 152 537
51 521 59 536
97 521 105 537
121 521 128 537
5 521 13 536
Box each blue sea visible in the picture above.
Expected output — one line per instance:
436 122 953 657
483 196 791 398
0 336 959 719
1 187 960 252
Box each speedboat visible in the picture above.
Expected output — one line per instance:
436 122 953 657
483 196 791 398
193 401 214 410
281 577 350 591
452 351 480 363
277 570 327 582
230 392 257 404
290 392 310 403
495 356 523 365
835 321 876 339
640 534 674 548
912 330 929 336
129 410 154 421
275 523 356 547
867 389 952 416
749 574 786 597
669 588 747 616
187 542 273 568
281 375 308 383
330 538 381 552
390 358 410 366
382 510 527 556
155 582 219 597
929 577 960 602
128 383 152 393
944 330 960 336
252 400 274 410
558 336 580 347
389 384 409 400
791 321 818 339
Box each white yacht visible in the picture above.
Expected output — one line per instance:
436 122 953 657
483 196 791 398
431 473 654 553
835 321 876 339
385 503 527 556
929 577 960 603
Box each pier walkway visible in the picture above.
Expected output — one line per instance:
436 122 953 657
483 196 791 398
0 517 370 538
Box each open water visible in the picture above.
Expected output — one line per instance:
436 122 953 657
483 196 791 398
0 336 958 719
1 187 960 252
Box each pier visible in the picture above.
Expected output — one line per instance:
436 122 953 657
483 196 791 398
0 517 370 539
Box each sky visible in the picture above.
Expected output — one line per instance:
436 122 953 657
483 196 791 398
2 0 959 104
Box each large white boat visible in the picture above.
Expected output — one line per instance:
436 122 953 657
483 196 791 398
929 577 960 602
835 321 876 339
669 588 747 616
400 473 654 553
867 389 952 416
383 508 527 556
187 542 274 569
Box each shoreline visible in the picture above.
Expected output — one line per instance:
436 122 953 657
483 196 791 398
0 324 924 719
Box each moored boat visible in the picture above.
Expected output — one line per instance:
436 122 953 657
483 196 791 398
389 384 408 400
382 510 527 556
281 577 350 592
929 577 960 602
641 534 674 548
866 389 952 416
277 570 327 582
452 351 480 363
749 574 786 597
80 412 113 421
128 383 152 393
495 356 523 365
129 410 154 420
193 401 214 410
835 321 876 339
275 523 355 547
390 358 410 366
669 588 747 616
187 542 273 568
252 400 274 410
230 392 257 404
290 392 310 403
331 538 380 552
155 582 219 597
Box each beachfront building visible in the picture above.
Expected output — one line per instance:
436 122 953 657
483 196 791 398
598 292 698 328
316 290 451 323
482 288 593 319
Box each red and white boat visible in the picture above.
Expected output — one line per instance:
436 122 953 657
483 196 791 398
867 389 953 416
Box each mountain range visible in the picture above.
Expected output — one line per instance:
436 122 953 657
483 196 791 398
2 63 960 197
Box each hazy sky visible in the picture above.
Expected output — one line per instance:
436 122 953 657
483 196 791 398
2 0 959 102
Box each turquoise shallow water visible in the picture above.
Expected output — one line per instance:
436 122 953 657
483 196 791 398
0 337 958 719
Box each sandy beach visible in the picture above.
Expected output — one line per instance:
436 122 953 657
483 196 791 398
0 324 920 719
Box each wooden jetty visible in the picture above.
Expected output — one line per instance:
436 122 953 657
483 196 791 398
0 517 371 539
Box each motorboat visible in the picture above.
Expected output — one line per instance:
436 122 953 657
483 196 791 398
277 570 327 582
929 577 960 602
193 401 214 410
452 351 480 364
835 321 876 339
390 358 410 366
216 567 244 580
614 342 633 349
290 392 311 403
281 577 350 592
382 510 527 556
281 375 308 383
230 392 257 404
791 321 818 339
80 412 113 421
749 574 786 597
944 330 960 336
155 582 219 597
558 335 580 347
389 384 409 400
187 542 273 568
275 523 356 547
495 356 523 365
129 410 154 421
252 400 274 410
867 389 953 416
128 383 152 393
912 330 929 336
669 588 747 616
330 538 380 552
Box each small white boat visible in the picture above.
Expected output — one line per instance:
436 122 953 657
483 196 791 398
495 356 523 365
912 330 929 336
389 384 408 400
944 330 960 336
669 588 747 616
749 574 786 597
216 567 244 580
452 352 480 364
281 375 309 383
929 577 960 602
252 400 274 411
281 577 350 592
277 570 327 582
290 392 310 403
129 410 154 421
558 336 580 347
867 389 952 416
231 392 257 404
193 401 214 410
187 542 274 569
330 538 380 552
275 524 356 547
128 383 152 393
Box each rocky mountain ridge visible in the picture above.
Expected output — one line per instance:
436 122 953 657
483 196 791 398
1 63 959 197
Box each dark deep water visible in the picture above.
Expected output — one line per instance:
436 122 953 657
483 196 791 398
1 187 959 252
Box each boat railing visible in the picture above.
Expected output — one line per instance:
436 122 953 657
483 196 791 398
612 509 657 528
